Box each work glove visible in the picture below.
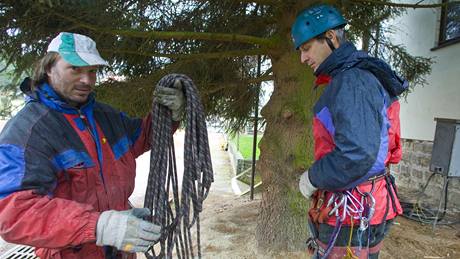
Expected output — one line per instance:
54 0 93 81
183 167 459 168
96 208 161 253
299 170 317 198
154 79 186 121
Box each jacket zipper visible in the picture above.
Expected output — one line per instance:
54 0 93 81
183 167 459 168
78 110 107 191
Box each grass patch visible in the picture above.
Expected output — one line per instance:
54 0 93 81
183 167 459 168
229 134 262 160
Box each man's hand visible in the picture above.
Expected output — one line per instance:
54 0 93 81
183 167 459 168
96 208 161 253
154 79 186 121
299 170 317 198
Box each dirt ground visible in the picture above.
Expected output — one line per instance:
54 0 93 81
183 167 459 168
198 194 460 259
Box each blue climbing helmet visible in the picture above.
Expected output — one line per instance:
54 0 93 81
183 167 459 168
291 4 347 49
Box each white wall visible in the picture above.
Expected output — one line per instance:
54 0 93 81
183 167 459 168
390 1 460 141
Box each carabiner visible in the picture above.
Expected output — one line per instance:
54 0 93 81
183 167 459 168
363 192 376 221
328 194 345 216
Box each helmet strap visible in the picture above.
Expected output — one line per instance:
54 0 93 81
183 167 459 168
325 37 336 51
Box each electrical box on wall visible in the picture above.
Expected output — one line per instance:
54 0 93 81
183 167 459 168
430 118 460 177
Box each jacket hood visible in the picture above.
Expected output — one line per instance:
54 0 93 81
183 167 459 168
315 42 408 97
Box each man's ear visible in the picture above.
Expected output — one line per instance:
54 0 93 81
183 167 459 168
325 30 340 48
45 64 54 77
325 30 336 41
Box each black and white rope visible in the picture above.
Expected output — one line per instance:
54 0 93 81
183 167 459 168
144 74 213 259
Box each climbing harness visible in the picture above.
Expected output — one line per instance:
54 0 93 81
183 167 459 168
314 182 378 259
144 74 214 259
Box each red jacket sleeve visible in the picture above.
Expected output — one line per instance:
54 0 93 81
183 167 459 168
131 113 153 158
0 190 100 248
131 112 179 158
385 100 402 164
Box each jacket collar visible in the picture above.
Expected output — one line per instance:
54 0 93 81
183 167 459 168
34 83 95 115
314 41 362 77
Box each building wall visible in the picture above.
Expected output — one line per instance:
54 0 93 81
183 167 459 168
391 138 460 214
390 0 460 141
387 1 460 214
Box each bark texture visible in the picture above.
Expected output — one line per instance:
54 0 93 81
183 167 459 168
255 27 322 250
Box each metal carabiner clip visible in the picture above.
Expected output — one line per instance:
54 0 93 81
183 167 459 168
328 194 346 216
363 192 376 221
326 193 336 208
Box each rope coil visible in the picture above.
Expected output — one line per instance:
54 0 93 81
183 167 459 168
144 74 214 258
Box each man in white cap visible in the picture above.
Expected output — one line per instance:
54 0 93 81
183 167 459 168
0 32 185 258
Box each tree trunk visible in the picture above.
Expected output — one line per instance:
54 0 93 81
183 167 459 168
255 43 320 251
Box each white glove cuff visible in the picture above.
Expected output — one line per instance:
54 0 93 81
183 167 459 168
96 211 111 246
96 210 128 248
299 170 317 198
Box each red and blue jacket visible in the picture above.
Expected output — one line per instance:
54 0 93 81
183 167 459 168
0 82 153 258
309 42 405 225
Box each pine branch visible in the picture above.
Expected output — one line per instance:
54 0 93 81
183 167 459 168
351 0 452 9
0 54 16 73
247 73 274 84
203 75 272 95
100 48 270 60
52 12 277 48
237 0 279 5
201 73 274 94
195 0 279 5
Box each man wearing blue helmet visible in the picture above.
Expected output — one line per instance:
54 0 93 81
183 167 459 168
293 4 407 259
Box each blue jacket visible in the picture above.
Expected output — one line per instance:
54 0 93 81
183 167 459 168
308 42 406 226
309 42 407 191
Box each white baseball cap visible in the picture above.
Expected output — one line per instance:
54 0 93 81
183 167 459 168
47 32 109 67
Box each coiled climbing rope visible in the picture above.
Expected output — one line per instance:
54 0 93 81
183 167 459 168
144 74 214 258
